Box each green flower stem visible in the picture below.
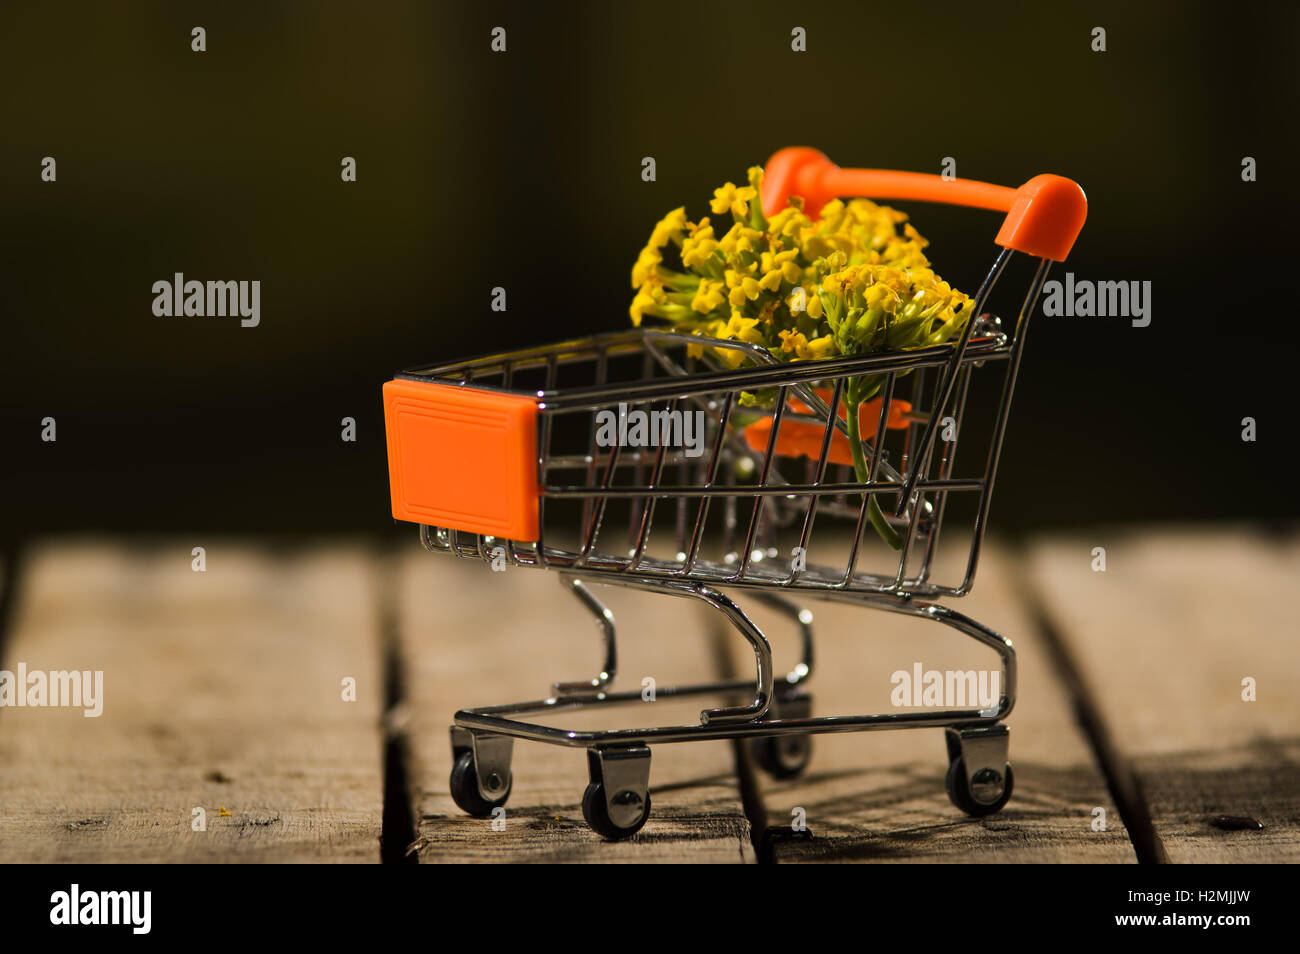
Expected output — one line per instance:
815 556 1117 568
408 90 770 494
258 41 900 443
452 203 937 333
656 268 701 289
644 302 695 323
845 385 903 551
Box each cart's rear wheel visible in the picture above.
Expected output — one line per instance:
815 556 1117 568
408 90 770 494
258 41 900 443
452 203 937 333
945 757 1013 817
751 733 813 780
449 749 511 818
581 781 650 841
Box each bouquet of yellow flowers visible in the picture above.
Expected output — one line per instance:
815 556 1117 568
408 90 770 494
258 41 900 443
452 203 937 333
629 165 975 549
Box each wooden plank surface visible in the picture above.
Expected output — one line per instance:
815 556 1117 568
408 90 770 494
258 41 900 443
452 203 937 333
395 547 755 862
0 541 384 863
2 530 1290 863
1027 527 1300 863
728 539 1134 862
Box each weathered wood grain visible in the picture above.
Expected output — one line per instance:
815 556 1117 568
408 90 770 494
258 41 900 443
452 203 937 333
395 548 755 862
1027 527 1300 863
726 539 1133 862
4 528 1287 864
0 541 384 862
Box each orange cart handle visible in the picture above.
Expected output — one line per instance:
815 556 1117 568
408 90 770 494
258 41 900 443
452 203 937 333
761 147 1087 263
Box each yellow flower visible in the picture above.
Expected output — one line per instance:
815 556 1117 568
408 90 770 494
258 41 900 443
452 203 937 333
864 281 892 310
778 330 835 361
718 222 763 257
805 334 835 358
817 199 847 232
711 181 758 219
690 279 726 314
805 289 823 319
728 276 762 307
777 329 806 355
760 248 802 284
767 205 810 238
724 312 765 344
882 238 930 270
630 166 971 371
649 207 689 249
628 166 976 551
629 292 653 327
902 222 928 248
631 246 662 288
680 222 719 270
723 262 755 286
628 284 667 327
714 348 747 369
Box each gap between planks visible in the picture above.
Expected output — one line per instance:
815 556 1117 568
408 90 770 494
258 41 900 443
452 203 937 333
723 538 1134 863
1024 526 1300 864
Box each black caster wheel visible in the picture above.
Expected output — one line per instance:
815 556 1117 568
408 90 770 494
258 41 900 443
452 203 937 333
945 757 1013 817
449 749 511 818
751 733 813 780
581 782 651 841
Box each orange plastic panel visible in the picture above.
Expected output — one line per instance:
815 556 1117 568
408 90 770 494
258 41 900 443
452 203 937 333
762 147 1087 261
383 379 539 541
744 390 912 467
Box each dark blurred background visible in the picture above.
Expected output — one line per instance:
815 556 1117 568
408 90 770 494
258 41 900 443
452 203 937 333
2 0 1295 540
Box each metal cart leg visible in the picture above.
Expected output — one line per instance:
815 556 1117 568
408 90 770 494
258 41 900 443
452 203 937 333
551 577 617 697
825 589 1016 814
551 574 778 725
682 581 774 725
749 592 816 779
446 578 776 838
752 590 814 688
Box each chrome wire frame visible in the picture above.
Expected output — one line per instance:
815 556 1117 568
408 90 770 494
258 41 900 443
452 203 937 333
406 249 1045 750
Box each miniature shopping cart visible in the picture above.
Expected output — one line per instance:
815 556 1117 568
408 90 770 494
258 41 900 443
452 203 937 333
383 148 1086 840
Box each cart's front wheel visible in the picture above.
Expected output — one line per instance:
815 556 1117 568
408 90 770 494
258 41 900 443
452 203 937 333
581 782 650 841
449 749 512 817
751 733 813 780
945 757 1013 817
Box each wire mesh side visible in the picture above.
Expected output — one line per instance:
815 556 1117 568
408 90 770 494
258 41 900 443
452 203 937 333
406 250 1050 598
